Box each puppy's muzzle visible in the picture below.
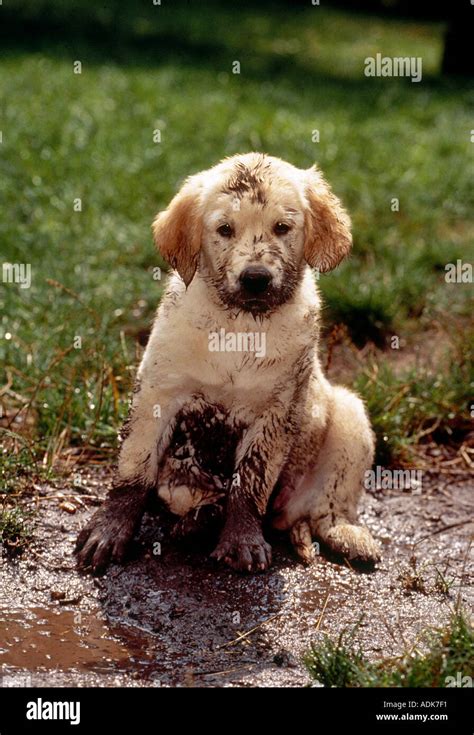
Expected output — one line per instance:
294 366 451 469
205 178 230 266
238 266 272 296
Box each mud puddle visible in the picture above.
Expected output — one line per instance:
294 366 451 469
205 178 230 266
0 606 163 682
0 464 472 687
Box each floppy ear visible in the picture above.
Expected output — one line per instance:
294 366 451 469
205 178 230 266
152 175 203 287
303 166 352 273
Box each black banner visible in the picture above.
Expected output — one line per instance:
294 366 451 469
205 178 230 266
0 686 471 733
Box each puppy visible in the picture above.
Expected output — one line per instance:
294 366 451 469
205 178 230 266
76 153 380 574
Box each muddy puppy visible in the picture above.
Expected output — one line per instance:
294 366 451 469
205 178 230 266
76 152 381 574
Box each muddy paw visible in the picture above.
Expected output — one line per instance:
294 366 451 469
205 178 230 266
75 507 136 575
290 520 317 565
211 531 272 573
324 523 381 563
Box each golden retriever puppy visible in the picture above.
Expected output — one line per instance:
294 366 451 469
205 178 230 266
76 152 380 574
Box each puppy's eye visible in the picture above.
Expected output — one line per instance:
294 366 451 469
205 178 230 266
274 222 291 235
217 223 233 238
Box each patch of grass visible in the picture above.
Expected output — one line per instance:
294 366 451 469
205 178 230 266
305 619 367 687
0 506 34 557
323 277 398 348
0 441 36 494
0 431 56 495
354 332 473 464
305 611 474 687
387 613 474 688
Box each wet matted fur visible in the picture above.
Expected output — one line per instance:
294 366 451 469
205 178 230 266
76 153 380 574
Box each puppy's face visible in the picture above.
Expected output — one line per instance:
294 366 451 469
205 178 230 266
200 161 307 314
153 153 352 315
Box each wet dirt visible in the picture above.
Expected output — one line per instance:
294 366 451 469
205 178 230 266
0 464 472 687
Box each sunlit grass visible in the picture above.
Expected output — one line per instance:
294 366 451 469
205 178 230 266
305 610 474 687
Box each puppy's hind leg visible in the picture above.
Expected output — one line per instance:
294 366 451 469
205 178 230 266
274 386 380 564
307 386 380 563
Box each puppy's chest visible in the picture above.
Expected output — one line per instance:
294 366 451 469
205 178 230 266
151 296 314 411
185 316 297 396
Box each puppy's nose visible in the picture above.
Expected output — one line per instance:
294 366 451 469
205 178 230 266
239 266 272 294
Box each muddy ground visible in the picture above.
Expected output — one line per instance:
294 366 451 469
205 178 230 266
0 460 472 688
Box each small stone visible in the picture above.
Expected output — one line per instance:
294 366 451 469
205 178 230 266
59 501 77 514
51 590 66 601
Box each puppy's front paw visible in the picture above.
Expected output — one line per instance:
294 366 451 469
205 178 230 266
211 530 272 573
75 506 135 575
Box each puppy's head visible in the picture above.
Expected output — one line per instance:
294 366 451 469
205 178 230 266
153 153 352 314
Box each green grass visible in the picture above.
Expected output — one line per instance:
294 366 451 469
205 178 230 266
0 506 34 556
305 611 474 687
0 1 472 470
305 619 368 688
355 331 473 464
0 431 55 493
